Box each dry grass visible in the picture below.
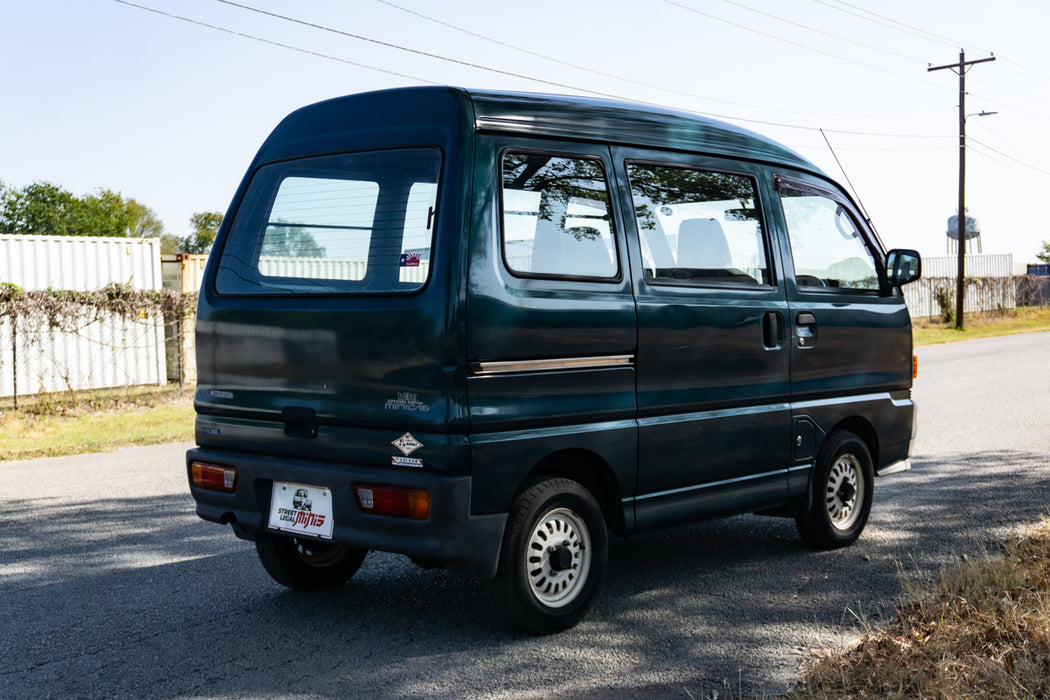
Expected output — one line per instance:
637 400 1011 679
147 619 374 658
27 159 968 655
913 306 1050 346
0 384 194 460
790 519 1050 699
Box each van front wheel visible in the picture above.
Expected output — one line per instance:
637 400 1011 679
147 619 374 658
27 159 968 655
255 533 367 590
795 431 874 549
486 479 608 634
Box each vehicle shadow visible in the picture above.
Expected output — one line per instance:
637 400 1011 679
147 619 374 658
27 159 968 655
2 448 1047 698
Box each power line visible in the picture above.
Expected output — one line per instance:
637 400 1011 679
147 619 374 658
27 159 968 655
110 0 431 83
816 0 1050 89
968 137 1050 179
110 0 966 140
210 0 629 100
204 0 954 136
715 0 918 63
660 0 949 90
812 0 963 50
376 0 936 120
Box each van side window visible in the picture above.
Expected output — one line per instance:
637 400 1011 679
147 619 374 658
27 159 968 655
626 163 770 286
778 185 880 291
501 152 618 279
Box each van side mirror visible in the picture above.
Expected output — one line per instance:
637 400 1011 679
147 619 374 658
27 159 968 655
886 249 921 287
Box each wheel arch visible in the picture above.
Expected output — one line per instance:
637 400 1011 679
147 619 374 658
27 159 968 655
520 448 626 536
827 416 879 467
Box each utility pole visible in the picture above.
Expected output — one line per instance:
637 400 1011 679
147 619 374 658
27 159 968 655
928 50 995 329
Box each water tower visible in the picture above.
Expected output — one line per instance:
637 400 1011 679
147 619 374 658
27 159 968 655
946 210 981 253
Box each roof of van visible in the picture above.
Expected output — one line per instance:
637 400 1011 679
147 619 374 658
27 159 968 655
463 88 821 174
257 86 822 177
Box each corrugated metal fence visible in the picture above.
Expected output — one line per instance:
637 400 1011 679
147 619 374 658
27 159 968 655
903 253 1016 319
1 234 166 399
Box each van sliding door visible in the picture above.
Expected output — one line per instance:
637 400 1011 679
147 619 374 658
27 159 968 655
614 149 792 531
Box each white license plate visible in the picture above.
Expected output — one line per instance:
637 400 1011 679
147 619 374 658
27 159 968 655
268 481 334 539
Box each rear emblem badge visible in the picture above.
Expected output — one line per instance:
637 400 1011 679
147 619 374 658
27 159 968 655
392 432 423 456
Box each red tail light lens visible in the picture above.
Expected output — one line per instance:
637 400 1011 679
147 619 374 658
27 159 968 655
354 484 430 520
191 461 238 493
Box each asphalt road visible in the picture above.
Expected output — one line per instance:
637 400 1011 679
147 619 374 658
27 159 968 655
2 332 1048 698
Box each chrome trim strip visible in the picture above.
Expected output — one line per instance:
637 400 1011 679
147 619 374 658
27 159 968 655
472 355 634 376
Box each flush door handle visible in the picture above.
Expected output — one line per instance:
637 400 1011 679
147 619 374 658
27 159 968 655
796 312 817 348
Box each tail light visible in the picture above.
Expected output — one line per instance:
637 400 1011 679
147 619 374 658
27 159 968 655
354 484 430 520
191 461 238 493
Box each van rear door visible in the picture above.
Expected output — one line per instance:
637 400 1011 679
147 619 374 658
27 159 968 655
195 147 467 468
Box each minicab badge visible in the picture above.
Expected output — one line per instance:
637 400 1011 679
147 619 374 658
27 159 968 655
392 432 423 456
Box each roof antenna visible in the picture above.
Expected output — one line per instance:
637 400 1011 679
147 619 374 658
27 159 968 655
820 128 875 231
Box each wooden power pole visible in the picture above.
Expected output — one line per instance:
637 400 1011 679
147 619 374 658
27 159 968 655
928 50 995 329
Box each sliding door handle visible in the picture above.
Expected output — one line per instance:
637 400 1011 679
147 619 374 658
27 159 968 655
796 312 817 347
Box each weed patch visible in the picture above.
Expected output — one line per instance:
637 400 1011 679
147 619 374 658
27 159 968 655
790 519 1050 698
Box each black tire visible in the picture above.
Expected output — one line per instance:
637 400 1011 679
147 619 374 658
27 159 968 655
795 430 874 550
485 478 608 634
255 533 367 590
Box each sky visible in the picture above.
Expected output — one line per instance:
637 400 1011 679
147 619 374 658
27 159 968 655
2 0 1049 266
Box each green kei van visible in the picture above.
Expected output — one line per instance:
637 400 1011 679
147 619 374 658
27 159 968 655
188 87 922 633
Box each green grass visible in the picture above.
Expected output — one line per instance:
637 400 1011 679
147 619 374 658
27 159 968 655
914 306 1050 346
0 385 194 461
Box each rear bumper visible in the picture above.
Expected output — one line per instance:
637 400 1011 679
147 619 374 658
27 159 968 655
187 447 506 580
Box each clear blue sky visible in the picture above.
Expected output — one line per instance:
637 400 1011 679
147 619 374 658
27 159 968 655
2 0 1048 264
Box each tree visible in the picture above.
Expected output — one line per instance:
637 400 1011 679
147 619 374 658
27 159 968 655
127 199 165 238
0 181 81 236
0 181 161 239
1037 240 1050 264
78 188 138 238
181 211 223 254
261 223 326 257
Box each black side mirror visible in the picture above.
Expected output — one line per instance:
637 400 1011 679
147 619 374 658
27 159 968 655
886 249 921 287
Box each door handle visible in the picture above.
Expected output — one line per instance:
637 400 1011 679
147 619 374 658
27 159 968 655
796 312 817 348
763 311 783 349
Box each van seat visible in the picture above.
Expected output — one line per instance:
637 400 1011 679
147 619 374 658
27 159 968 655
678 218 731 269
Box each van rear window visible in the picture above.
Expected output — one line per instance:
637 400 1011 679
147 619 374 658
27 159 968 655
215 148 440 295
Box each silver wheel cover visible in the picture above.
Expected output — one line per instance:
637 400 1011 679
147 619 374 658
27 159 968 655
525 507 592 608
825 453 864 531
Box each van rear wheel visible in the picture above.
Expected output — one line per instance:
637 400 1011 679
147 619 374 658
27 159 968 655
255 533 367 590
486 478 608 634
795 430 874 549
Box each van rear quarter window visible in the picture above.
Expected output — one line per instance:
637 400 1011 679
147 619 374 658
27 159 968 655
215 148 440 295
500 152 618 279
